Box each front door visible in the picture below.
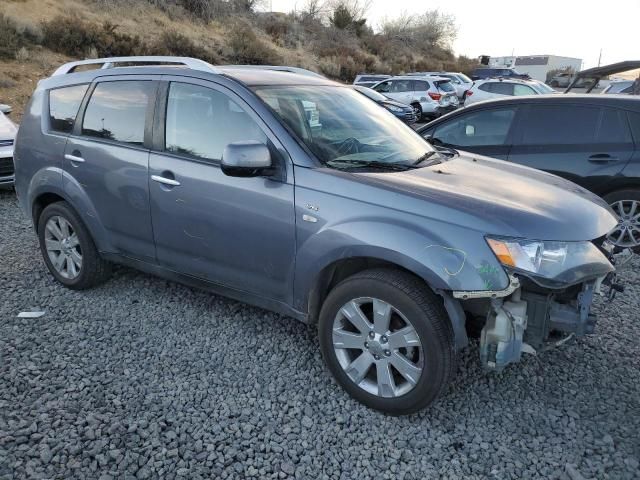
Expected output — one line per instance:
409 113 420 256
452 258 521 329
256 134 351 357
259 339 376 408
508 104 633 193
427 105 519 160
64 78 157 261
148 79 296 303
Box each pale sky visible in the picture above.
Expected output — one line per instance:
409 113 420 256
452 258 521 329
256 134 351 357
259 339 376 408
269 0 639 69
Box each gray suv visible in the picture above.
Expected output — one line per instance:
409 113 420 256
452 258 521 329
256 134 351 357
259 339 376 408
14 56 623 414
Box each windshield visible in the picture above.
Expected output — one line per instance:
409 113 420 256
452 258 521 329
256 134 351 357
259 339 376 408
456 73 472 83
253 85 434 167
353 85 388 102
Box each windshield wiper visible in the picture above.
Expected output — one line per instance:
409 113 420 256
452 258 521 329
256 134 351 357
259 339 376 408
412 150 439 166
325 159 416 171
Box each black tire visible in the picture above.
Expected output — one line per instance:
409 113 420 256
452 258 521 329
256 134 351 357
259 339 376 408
411 103 423 122
318 268 456 415
603 189 640 252
37 201 111 289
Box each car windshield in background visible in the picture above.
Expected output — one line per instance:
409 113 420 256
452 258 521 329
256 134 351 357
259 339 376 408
456 73 472 83
253 85 434 168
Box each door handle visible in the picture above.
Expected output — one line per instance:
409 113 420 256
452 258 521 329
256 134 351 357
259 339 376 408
151 175 180 187
588 154 618 163
64 154 85 163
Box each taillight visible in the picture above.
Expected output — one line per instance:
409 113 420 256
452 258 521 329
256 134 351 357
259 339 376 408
428 92 441 101
465 90 473 97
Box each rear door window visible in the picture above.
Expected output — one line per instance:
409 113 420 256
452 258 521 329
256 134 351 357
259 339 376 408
49 84 88 133
390 80 413 93
519 105 600 145
433 107 517 147
82 81 155 145
513 84 536 96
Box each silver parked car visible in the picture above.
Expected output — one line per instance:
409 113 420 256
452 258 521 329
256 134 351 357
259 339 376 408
0 104 17 188
371 75 459 121
14 56 624 414
407 72 473 100
602 80 633 94
352 74 391 88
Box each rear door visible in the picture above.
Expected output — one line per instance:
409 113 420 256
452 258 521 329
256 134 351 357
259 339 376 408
64 77 157 261
508 103 633 193
148 78 295 302
424 105 519 159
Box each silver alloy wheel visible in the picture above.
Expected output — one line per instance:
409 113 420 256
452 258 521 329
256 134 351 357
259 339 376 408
608 200 640 248
44 215 82 279
332 297 423 398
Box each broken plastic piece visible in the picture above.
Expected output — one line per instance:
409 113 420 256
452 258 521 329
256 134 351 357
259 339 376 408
17 311 45 318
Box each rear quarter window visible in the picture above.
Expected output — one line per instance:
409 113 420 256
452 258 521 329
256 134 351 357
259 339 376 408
49 84 89 134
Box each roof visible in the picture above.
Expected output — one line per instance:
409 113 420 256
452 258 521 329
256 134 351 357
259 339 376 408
458 93 640 110
217 67 337 86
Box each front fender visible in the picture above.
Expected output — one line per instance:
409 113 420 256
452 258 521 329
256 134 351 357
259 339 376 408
293 218 509 312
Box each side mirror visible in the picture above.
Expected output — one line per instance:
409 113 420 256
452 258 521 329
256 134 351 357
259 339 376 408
221 141 273 177
0 104 12 115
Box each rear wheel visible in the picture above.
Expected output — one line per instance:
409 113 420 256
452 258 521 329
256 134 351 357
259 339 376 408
604 190 640 252
318 268 456 415
411 103 423 122
37 201 111 289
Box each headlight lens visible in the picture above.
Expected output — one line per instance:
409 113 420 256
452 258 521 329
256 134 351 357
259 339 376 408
486 237 613 285
385 105 403 113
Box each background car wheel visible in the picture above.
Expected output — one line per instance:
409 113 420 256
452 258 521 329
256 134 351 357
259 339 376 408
37 201 111 289
318 268 456 415
411 103 423 122
604 190 640 252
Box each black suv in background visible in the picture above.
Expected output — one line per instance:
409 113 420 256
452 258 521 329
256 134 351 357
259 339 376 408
470 67 531 80
418 95 640 250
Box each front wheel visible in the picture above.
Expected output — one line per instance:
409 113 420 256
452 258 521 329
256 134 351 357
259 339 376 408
318 269 456 415
604 190 640 252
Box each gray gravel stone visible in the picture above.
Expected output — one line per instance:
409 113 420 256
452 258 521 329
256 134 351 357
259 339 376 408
1 189 639 480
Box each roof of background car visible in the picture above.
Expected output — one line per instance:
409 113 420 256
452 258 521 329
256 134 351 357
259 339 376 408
387 75 451 82
459 93 640 109
473 77 535 85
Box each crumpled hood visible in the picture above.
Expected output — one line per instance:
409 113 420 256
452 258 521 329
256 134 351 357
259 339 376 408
0 113 17 140
358 153 618 242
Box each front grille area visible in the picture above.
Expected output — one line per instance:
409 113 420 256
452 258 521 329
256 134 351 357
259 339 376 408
0 157 14 177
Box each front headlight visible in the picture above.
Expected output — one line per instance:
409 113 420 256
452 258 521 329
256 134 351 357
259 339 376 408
486 236 613 286
384 105 404 113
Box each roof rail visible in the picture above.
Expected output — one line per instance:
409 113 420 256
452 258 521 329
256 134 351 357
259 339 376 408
220 65 325 78
51 56 220 76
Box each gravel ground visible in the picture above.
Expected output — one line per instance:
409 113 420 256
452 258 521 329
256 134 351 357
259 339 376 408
1 189 639 480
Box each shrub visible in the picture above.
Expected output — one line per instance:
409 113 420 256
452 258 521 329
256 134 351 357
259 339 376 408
227 24 283 65
150 31 220 64
0 14 26 59
41 16 143 57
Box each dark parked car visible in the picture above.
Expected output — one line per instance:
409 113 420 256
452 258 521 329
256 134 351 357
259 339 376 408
14 57 622 414
418 95 640 250
470 67 531 81
352 85 416 124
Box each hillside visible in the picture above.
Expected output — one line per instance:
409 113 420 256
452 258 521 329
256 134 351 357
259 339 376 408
0 0 478 120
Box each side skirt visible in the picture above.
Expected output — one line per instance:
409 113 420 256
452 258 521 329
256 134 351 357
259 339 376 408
100 252 309 324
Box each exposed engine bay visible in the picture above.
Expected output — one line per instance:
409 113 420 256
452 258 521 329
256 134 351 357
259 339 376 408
457 246 631 371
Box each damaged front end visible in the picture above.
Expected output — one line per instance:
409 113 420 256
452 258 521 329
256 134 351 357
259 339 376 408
453 237 630 371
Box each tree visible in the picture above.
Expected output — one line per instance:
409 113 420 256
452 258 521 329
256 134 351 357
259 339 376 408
380 9 457 50
328 0 371 36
